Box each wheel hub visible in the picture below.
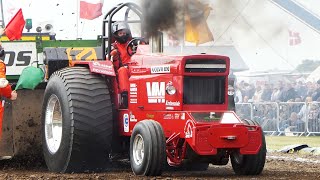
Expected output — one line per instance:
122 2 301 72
133 134 144 166
45 94 63 154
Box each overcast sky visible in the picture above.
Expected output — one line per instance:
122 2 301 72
2 0 320 72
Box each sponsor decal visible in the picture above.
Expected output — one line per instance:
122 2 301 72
146 82 165 103
184 120 194 138
130 99 137 104
130 113 137 122
150 65 170 74
166 107 174 110
165 100 180 106
146 113 155 119
92 61 113 69
174 113 180 119
181 113 185 120
130 83 138 103
90 61 115 76
163 113 174 120
123 114 129 132
130 87 137 91
2 42 36 76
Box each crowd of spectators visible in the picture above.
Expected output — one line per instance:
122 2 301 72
234 79 320 135
234 79 320 103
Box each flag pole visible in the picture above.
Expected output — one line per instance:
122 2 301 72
76 0 79 39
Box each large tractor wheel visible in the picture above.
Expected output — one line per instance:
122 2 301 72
130 120 166 176
230 119 266 175
41 67 113 173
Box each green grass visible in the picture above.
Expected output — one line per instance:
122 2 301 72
266 136 320 150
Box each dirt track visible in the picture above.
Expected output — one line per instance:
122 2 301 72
1 152 320 180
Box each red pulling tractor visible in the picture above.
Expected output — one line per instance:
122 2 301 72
40 3 266 176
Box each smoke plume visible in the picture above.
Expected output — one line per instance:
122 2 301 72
141 0 182 38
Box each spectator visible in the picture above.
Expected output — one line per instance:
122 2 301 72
298 96 312 121
280 83 297 102
253 85 263 102
261 83 272 101
271 86 281 102
312 79 320 101
287 112 305 132
307 103 320 132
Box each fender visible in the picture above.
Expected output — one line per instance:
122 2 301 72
72 61 116 77
44 47 116 78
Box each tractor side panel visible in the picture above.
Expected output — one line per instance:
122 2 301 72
0 89 44 156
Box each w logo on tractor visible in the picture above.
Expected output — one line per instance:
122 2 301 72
146 82 165 103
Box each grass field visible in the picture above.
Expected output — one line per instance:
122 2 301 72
266 136 320 150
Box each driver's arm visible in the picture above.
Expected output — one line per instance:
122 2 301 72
110 45 120 62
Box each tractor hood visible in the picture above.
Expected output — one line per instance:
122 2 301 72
130 53 230 76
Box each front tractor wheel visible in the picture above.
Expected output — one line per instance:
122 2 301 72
42 67 114 173
230 120 266 175
130 120 166 176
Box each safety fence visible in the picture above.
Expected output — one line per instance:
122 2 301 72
235 102 320 136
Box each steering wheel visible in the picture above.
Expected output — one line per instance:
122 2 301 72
126 38 147 56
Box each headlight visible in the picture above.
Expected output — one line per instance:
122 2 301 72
166 81 176 95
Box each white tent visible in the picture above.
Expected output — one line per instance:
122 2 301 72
307 65 320 82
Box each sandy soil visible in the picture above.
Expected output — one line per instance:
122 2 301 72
1 152 320 180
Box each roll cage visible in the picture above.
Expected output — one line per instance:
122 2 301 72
102 3 144 60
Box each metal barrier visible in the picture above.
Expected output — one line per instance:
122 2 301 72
235 102 320 136
278 102 305 136
306 102 320 136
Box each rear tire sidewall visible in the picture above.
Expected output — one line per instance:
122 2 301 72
42 75 72 172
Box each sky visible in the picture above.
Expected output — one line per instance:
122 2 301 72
2 0 320 72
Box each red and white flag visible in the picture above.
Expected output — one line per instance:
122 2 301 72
288 30 301 46
5 8 25 41
80 0 104 20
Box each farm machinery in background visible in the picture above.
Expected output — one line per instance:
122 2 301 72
0 2 266 176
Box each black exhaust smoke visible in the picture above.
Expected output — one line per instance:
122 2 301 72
141 0 181 38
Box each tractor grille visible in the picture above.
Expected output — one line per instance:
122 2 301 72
185 59 226 73
183 76 225 104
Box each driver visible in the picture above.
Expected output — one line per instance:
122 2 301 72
110 22 132 108
110 22 132 69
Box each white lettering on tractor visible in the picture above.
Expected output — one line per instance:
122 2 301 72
146 82 165 103
150 65 170 74
165 100 180 106
130 83 138 103
92 61 113 69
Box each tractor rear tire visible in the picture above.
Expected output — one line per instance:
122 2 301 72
130 120 166 176
41 67 113 173
230 119 266 175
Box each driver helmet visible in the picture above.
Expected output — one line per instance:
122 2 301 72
112 22 131 44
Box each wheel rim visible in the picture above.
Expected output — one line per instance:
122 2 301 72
133 134 144 166
45 94 63 154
